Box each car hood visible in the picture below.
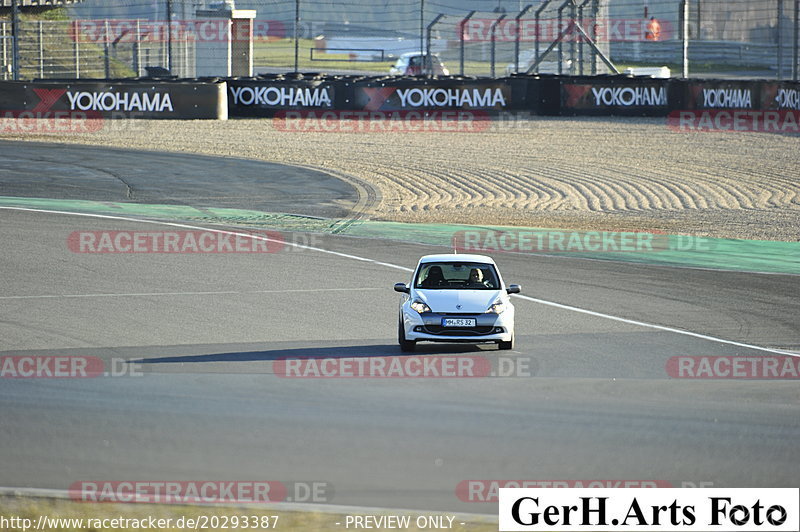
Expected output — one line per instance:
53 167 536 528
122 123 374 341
415 289 502 313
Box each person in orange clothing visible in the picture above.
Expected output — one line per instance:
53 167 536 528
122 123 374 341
645 16 661 41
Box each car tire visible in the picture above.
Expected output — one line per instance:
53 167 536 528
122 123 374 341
398 319 416 352
498 335 514 350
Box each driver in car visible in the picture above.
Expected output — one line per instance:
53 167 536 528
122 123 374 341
468 268 489 288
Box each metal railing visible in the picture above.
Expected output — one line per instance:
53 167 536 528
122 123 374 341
0 0 798 80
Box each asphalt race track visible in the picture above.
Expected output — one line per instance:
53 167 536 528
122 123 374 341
0 141 357 218
0 141 799 515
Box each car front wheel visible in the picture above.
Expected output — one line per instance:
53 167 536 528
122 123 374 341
398 318 416 352
498 334 514 350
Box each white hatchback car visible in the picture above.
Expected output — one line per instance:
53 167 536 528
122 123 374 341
394 254 520 352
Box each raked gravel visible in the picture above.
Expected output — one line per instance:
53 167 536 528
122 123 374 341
2 115 799 241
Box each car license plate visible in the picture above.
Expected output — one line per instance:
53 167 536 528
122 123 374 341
442 318 476 327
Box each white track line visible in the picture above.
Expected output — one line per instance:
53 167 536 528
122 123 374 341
486 247 800 277
0 288 383 300
2 205 797 358
0 486 496 521
512 294 798 356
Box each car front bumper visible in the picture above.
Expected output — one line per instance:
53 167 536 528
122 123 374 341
401 308 514 343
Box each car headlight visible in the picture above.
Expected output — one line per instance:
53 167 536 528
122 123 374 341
410 300 431 314
486 299 506 314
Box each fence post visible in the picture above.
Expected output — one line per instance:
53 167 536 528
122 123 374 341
778 0 784 80
557 0 574 75
577 0 591 75
38 21 44 78
514 5 533 74
166 0 173 73
72 20 80 78
460 10 475 76
682 0 689 78
419 0 424 59
425 13 444 76
132 20 140 77
569 0 577 74
11 0 20 80
294 0 300 72
794 0 799 80
1 22 6 81
490 13 506 78
534 0 553 72
591 0 599 74
104 19 111 78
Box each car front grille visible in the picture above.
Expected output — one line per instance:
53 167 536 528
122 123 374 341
423 325 496 336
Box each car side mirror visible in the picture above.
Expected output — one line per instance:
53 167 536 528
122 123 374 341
394 283 410 293
506 284 521 294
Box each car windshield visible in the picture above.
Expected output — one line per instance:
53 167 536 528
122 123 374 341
414 262 499 290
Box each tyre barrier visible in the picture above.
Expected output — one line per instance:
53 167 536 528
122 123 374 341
683 80 800 112
0 76 797 120
225 75 800 118
0 79 227 120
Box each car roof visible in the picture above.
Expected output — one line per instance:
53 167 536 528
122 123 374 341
418 254 496 265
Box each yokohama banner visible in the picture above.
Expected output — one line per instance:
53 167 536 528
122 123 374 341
352 80 512 112
0 81 227 119
759 82 800 111
227 79 336 117
561 78 675 116
684 80 774 110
